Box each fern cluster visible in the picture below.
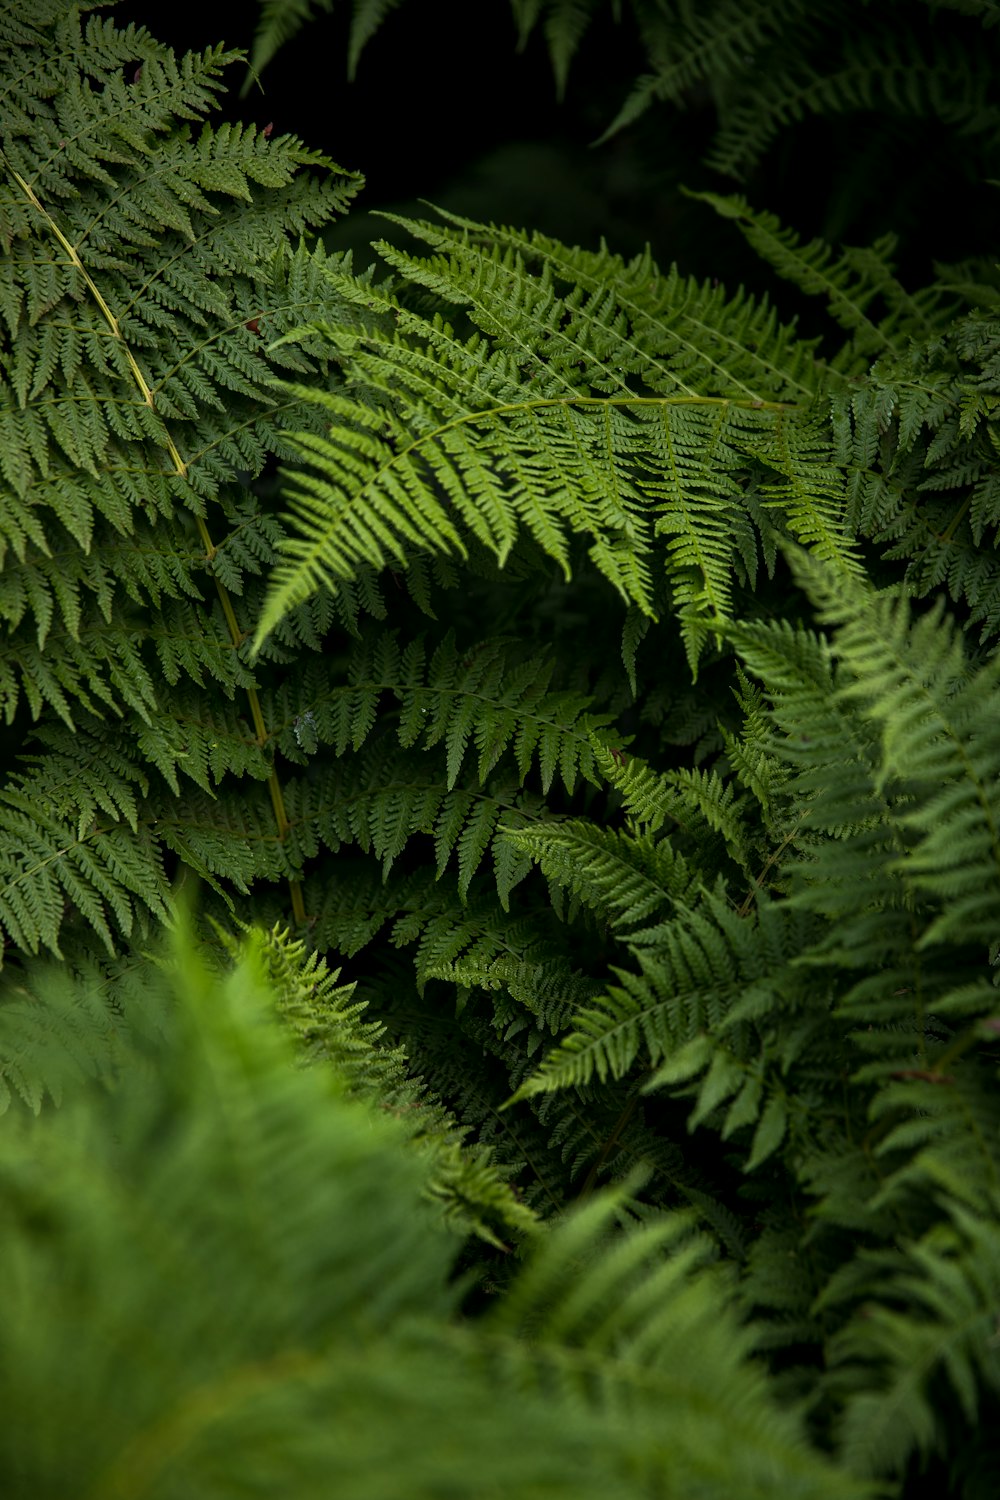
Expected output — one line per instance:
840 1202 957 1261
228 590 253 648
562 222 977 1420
1 917 869 1500
3 4 1000 1497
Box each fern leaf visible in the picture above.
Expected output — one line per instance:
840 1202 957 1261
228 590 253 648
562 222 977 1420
257 211 859 657
831 1199 1000 1478
595 0 805 141
691 191 913 362
511 894 755 1097
593 741 751 873
244 0 334 90
483 1182 868 1500
502 819 701 933
784 552 1000 949
0 948 163 1114
217 918 539 1243
267 626 611 794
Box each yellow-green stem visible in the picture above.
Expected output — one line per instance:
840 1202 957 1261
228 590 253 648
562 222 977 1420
12 164 306 925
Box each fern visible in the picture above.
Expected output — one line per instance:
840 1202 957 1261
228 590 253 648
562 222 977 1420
0 946 166 1113
0 5 361 956
595 0 813 141
218 919 540 1243
502 817 703 934
705 19 1000 180
248 0 412 88
689 191 956 368
834 307 1000 643
256 207 864 667
245 0 336 91
0 915 869 1500
7 9 1000 1492
476 1182 868 1500
827 1197 1000 1479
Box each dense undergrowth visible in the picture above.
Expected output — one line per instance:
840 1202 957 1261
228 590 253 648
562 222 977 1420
2 2 999 1495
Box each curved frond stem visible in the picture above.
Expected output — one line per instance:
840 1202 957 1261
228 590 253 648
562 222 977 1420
6 151 306 926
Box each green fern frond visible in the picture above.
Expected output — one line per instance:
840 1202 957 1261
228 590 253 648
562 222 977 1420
510 892 759 1097
2 915 867 1497
707 23 1000 181
592 741 752 872
0 5 366 953
216 919 539 1244
256 210 864 661
596 0 811 141
829 1197 1000 1479
480 1181 869 1500
1 4 359 718
281 736 534 898
245 0 335 90
425 951 603 1029
785 552 1000 950
284 860 579 1014
719 663 789 831
373 205 825 401
502 818 701 934
836 307 1000 643
524 0 595 98
0 729 171 960
289 861 444 956
0 947 165 1114
346 0 407 76
690 191 949 365
265 623 611 782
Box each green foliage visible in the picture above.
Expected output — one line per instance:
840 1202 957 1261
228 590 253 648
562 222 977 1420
0 916 868 1500
254 206 863 664
4 6 1000 1498
0 1 361 957
507 555 1000 1482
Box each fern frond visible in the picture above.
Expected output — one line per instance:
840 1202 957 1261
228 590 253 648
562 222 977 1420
720 662 789 831
528 0 595 98
690 191 949 365
480 1183 869 1500
510 892 758 1096
259 625 613 872
1 4 359 716
346 0 407 77
245 0 335 90
257 210 864 660
0 916 457 1495
596 0 810 140
708 24 1000 181
281 737 534 898
787 552 1000 950
8 916 870 1498
0 5 366 954
839 307 1000 644
375 205 825 402
829 1197 1000 1479
0 732 171 960
501 818 701 935
217 919 539 1244
592 741 752 873
0 947 164 1113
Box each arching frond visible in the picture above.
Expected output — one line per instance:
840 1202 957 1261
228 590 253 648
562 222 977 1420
255 210 864 663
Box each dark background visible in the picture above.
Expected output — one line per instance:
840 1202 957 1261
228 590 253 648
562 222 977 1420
119 0 997 327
